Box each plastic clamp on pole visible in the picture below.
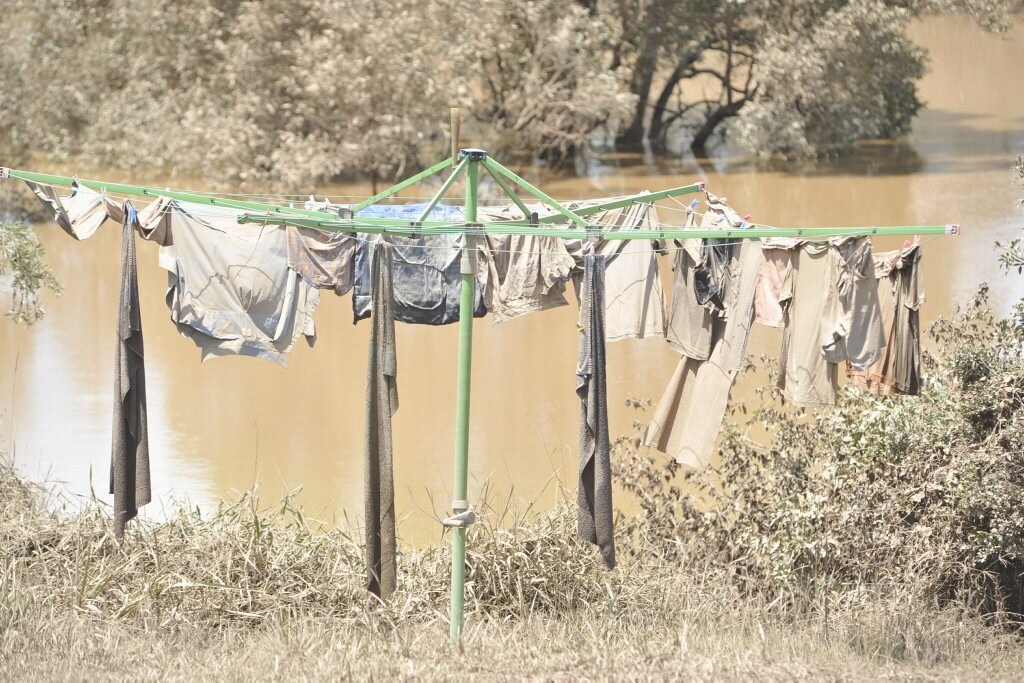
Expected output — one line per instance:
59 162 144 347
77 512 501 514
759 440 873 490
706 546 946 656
442 500 476 528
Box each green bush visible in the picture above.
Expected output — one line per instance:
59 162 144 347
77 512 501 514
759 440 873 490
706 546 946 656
616 288 1024 623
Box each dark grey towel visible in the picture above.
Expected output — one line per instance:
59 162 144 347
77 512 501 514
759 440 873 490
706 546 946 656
365 240 398 599
110 201 151 539
576 252 615 569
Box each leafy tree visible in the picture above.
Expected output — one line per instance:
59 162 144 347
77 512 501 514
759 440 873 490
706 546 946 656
602 0 1019 156
0 0 632 187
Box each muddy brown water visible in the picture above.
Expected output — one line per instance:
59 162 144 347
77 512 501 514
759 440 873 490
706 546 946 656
1 17 1022 545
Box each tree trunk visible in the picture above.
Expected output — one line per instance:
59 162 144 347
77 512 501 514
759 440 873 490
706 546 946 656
690 99 747 157
616 45 659 144
616 2 665 146
647 54 699 147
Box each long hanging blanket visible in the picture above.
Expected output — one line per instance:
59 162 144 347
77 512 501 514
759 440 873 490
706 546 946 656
110 201 151 539
576 251 615 569
365 240 398 599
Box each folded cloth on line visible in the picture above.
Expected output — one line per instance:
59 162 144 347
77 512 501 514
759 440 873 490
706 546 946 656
156 201 319 366
577 251 615 570
365 239 398 600
25 180 123 240
110 200 151 539
287 226 357 296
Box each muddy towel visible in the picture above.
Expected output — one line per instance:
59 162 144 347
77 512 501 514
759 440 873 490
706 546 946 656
365 240 398 599
110 201 151 539
576 251 615 569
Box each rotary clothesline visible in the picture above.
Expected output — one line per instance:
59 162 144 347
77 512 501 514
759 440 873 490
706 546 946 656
0 149 959 650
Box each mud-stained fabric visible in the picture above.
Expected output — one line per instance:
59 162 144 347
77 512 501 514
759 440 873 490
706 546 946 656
579 202 667 342
777 242 838 406
577 252 615 569
665 208 713 359
26 181 122 240
644 239 762 468
365 240 398 599
848 245 925 395
110 201 151 539
477 232 575 323
287 226 356 296
157 201 319 366
754 238 802 328
693 193 745 313
822 237 886 370
351 233 485 325
135 196 173 245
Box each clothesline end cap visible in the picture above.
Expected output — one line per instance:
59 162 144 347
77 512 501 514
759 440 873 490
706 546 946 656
0 167 9 179
946 224 960 235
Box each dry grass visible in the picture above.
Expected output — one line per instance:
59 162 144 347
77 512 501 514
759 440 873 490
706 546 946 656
1 460 1022 681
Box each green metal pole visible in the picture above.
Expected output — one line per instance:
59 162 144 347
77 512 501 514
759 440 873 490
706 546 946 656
449 148 482 650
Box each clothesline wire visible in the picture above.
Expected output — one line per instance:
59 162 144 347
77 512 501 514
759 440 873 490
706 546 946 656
22 178 948 258
279 218 946 261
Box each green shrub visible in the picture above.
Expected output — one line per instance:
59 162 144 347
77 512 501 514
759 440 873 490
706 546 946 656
616 288 1024 623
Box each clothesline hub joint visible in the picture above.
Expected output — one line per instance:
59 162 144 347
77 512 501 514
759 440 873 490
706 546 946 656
337 207 353 220
458 148 488 162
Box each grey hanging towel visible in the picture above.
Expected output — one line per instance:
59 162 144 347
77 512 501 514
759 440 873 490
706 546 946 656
110 201 151 539
365 240 398 599
576 251 615 569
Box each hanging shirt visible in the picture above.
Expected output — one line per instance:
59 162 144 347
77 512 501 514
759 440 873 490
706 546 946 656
665 196 746 360
666 239 713 359
754 238 802 328
110 201 150 539
365 240 398 600
571 202 667 342
822 237 886 370
351 233 486 325
347 197 484 325
287 226 356 296
25 180 122 240
645 238 763 469
157 201 319 366
476 231 576 323
778 242 837 406
848 245 925 395
576 251 615 569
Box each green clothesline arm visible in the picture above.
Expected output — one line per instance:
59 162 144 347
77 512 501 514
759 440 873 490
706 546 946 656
1 165 960 239
351 157 454 213
481 157 588 227
1 167 342 221
417 158 468 223
482 162 533 220
537 183 705 224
